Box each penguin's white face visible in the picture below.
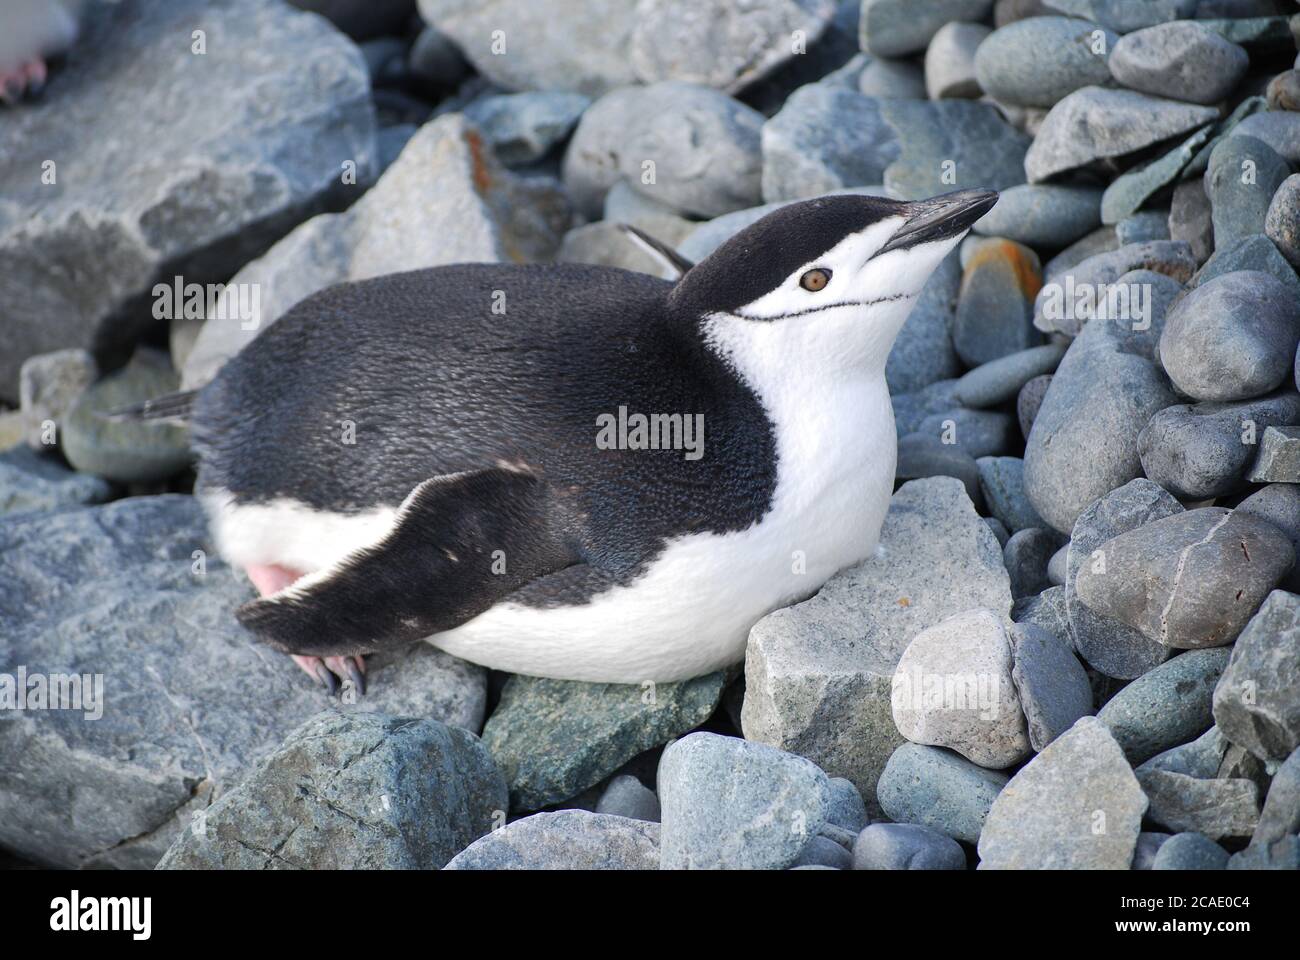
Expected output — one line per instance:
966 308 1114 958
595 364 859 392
695 190 997 380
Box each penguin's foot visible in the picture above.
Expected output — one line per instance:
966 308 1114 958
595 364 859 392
245 563 368 699
0 58 47 103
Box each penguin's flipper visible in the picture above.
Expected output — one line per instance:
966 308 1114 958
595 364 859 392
100 389 197 425
235 466 576 659
617 223 695 280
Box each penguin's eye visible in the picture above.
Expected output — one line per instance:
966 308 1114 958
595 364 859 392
799 268 831 292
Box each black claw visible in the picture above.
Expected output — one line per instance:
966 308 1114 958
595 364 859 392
313 662 337 696
343 659 366 698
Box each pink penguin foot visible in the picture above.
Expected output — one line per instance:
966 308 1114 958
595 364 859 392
246 563 368 699
0 58 48 104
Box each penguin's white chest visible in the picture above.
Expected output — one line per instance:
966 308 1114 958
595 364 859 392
431 374 898 682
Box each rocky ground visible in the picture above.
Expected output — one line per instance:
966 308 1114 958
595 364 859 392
2 0 1300 870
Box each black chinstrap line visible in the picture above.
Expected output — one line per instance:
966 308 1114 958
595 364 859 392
736 292 909 322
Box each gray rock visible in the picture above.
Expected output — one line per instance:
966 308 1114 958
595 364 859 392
795 834 855 869
1033 240 1197 337
1109 21 1249 104
183 115 569 389
463 92 592 166
977 456 1049 533
0 446 111 518
595 774 661 823
1043 0 1198 32
1043 225 1120 279
1152 832 1230 869
1228 836 1300 869
1266 69 1300 112
1017 374 1052 440
1132 831 1172 869
859 0 994 57
1009 621 1094 750
18 350 96 451
972 183 1103 248
1197 14 1295 51
824 778 869 833
1213 590 1300 763
1063 479 1184 679
1265 174 1300 268
892 608 1033 769
1077 509 1294 649
1025 87 1218 183
1139 392 1300 499
629 0 838 95
416 0 639 96
1236 485 1300 591
658 732 830 870
1116 210 1171 245
158 712 506 869
1005 528 1065 599
896 433 985 509
1190 234 1300 297
887 251 964 395
0 496 487 868
564 82 763 219
1250 426 1300 483
1096 648 1231 763
925 22 991 100
743 477 1012 808
1137 768 1261 839
1014 582 1070 632
0 0 377 403
760 85 899 202
1105 269 1185 358
857 57 927 99
1047 544 1069 586
1169 178 1215 263
974 16 1117 109
987 518 1011 549
878 98 1032 201
917 409 1019 459
1252 746 1300 845
953 240 1045 366
1229 110 1300 165
1023 317 1180 537
977 716 1148 869
445 811 660 870
559 220 686 279
877 742 1008 843
408 23 471 88
892 379 961 437
853 822 966 870
61 349 190 483
1161 271 1300 403
481 672 725 812
1205 135 1293 250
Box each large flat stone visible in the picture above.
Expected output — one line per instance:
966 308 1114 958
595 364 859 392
0 496 487 868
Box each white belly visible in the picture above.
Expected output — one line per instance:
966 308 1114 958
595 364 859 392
432 376 897 682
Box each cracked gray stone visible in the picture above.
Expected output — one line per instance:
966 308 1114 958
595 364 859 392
157 712 506 869
1074 508 1295 650
0 495 487 868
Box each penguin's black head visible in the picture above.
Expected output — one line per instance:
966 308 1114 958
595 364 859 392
671 188 997 373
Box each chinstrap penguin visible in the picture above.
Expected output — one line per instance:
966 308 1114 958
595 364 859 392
121 188 998 694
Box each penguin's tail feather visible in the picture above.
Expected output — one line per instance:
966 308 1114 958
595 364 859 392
100 389 197 425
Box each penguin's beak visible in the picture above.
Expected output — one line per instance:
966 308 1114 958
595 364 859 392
876 189 999 256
